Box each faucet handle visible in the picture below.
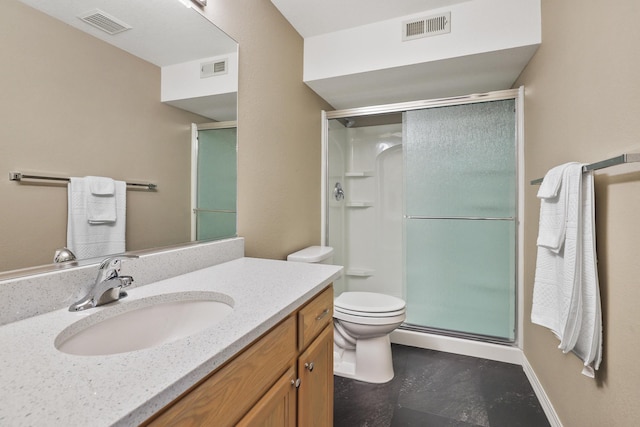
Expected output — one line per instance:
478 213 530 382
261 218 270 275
118 275 134 288
96 255 139 282
98 254 139 270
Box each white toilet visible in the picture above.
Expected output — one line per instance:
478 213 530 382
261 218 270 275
287 246 407 384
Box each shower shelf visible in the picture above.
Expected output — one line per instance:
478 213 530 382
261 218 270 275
345 171 373 177
346 201 373 208
346 268 374 277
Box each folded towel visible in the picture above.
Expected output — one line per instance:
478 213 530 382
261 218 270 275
536 163 579 252
537 163 571 199
87 176 115 195
86 176 117 223
67 178 126 259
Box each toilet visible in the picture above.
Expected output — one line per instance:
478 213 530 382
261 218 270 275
287 246 407 384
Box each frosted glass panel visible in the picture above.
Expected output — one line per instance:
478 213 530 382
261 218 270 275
196 127 237 240
405 100 516 218
197 128 237 211
196 211 236 241
405 219 516 340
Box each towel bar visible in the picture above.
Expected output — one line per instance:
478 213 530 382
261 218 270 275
530 153 640 185
9 171 156 190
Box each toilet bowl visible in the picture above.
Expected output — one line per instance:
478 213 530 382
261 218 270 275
333 291 406 383
287 246 406 384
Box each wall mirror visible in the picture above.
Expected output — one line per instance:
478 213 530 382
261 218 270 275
0 0 238 277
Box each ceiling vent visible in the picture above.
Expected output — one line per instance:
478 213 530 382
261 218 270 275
78 9 132 35
200 59 228 79
402 12 451 41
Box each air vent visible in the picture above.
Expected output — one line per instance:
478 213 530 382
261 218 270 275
200 59 228 78
402 12 451 41
78 9 132 35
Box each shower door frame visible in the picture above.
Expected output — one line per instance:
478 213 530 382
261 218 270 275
321 87 525 348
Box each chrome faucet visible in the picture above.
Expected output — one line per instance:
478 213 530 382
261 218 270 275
69 255 139 312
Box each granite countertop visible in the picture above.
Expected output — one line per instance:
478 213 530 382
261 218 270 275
0 257 342 426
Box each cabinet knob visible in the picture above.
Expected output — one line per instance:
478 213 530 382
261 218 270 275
305 362 314 372
291 378 301 388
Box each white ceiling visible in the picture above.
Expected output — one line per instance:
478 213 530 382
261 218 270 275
270 0 473 37
18 0 237 66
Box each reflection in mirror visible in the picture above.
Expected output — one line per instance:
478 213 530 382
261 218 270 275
192 122 238 242
1 0 238 277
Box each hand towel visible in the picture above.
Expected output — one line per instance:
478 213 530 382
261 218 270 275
67 177 126 259
536 163 578 252
87 176 115 195
86 176 117 223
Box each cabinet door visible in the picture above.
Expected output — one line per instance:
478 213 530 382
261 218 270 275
237 366 297 427
297 325 334 427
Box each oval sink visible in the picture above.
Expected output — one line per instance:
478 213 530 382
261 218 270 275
55 292 234 356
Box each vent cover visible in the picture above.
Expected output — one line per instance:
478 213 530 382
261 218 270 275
402 12 451 41
200 59 228 78
78 9 132 35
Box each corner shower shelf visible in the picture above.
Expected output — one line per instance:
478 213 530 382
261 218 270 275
346 268 374 277
346 201 373 208
345 171 374 177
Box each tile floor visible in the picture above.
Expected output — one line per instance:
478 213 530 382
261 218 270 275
334 344 551 427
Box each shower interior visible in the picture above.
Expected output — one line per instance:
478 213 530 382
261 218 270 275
324 92 520 346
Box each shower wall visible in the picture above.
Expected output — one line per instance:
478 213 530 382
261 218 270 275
327 120 403 298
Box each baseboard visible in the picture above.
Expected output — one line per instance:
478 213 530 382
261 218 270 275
521 355 563 427
390 329 523 365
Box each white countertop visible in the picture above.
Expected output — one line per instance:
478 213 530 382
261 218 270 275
0 257 342 426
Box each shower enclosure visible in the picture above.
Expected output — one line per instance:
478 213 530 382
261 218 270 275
322 89 522 344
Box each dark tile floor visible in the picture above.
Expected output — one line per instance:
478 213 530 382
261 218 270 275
334 344 550 427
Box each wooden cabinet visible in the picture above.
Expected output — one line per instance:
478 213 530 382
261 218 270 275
144 285 334 427
237 367 297 427
297 325 333 427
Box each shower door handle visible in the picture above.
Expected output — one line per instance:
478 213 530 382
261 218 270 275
333 182 345 201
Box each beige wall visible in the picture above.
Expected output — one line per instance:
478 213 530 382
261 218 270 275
0 1 210 272
203 0 333 260
516 0 640 424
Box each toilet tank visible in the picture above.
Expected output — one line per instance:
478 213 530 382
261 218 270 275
287 246 334 264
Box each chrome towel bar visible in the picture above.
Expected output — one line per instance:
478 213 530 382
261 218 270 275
9 171 157 190
530 153 640 185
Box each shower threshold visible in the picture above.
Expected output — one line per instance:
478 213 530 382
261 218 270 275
400 323 516 346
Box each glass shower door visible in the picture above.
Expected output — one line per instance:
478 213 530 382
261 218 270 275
195 126 237 240
404 100 517 341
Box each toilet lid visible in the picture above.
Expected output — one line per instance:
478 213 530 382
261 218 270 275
334 292 406 314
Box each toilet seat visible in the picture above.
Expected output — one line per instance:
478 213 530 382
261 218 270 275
334 309 406 326
334 291 406 317
334 306 406 318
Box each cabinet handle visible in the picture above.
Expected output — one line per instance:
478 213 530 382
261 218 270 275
305 362 314 372
316 308 330 321
291 378 301 388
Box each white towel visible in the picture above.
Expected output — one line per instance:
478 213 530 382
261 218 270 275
532 164 602 377
67 177 126 259
86 176 117 223
571 171 602 377
536 163 578 252
532 163 583 343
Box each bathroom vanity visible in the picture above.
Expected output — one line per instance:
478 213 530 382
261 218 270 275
0 239 342 426
145 286 334 426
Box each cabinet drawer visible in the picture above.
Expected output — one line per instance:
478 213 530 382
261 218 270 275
298 285 333 351
145 316 296 427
